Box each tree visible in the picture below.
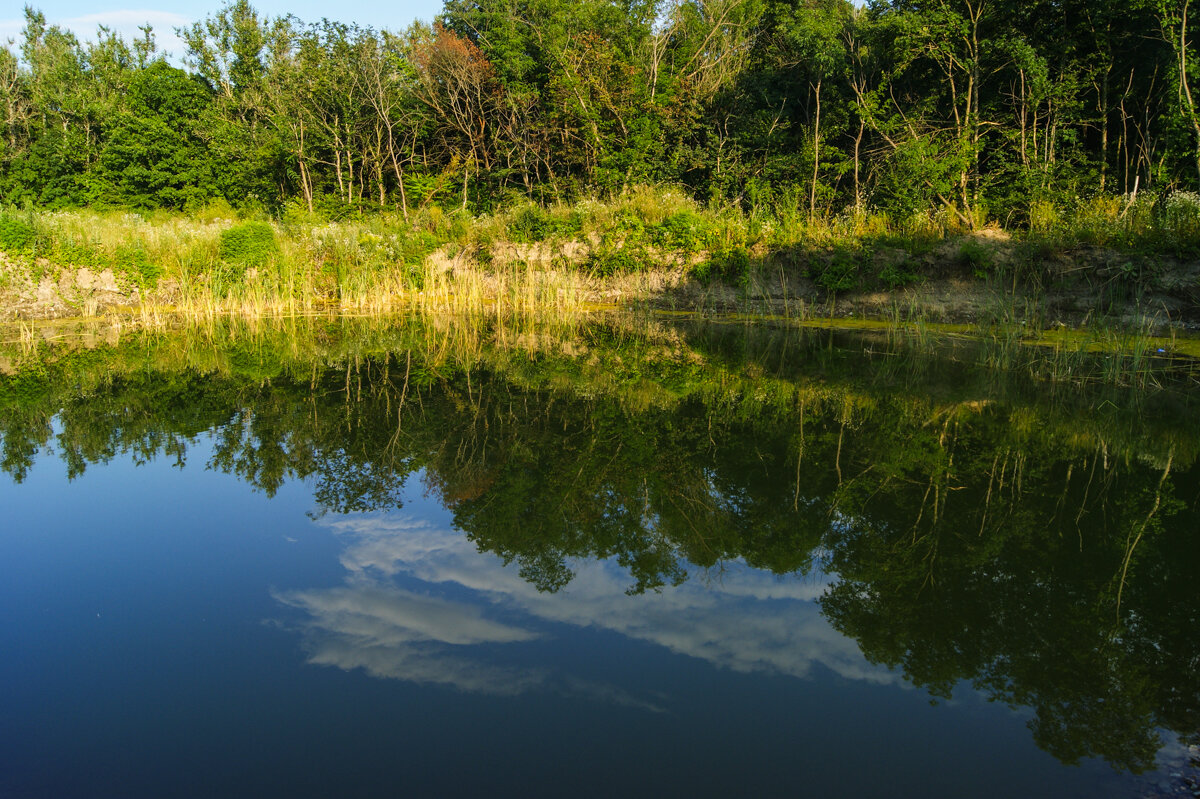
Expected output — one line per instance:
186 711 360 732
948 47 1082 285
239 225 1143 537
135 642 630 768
91 62 216 208
411 24 504 208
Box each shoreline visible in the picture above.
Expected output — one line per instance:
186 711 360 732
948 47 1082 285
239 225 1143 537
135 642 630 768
1 210 1198 338
3 256 1197 336
5 299 1200 366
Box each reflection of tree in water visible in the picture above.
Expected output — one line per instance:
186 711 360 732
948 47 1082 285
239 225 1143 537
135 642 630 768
1 321 1198 771
821 431 1197 772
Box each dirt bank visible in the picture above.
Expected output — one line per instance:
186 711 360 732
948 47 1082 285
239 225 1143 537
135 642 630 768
0 253 181 322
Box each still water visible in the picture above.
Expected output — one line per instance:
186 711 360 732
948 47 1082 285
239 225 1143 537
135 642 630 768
0 316 1197 797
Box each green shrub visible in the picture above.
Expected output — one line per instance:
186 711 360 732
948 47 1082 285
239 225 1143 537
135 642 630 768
473 244 495 268
508 204 552 242
396 230 441 266
0 214 37 254
957 239 994 276
399 262 426 290
585 241 653 277
112 244 164 288
877 257 920 288
613 210 647 237
810 250 862 293
650 210 707 253
311 195 359 222
692 246 751 287
52 238 104 268
218 221 279 270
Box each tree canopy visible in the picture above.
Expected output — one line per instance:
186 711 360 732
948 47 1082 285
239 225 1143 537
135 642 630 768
1 0 1198 220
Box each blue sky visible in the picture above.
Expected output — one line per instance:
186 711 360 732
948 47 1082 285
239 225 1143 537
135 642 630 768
1 1 445 58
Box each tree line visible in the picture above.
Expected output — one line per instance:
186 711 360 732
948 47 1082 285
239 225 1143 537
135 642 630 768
1 0 1198 223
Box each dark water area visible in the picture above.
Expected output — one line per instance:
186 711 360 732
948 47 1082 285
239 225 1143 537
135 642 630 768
0 316 1198 798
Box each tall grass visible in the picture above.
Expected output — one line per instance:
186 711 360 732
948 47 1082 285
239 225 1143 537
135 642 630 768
1028 192 1200 255
3 186 1200 326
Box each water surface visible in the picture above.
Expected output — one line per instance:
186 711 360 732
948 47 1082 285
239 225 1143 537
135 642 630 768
1 316 1197 797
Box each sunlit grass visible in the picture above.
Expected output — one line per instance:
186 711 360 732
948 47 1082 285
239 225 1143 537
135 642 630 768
3 188 1199 352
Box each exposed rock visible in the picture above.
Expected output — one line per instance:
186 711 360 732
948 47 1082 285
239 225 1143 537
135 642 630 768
0 256 159 322
35 278 58 305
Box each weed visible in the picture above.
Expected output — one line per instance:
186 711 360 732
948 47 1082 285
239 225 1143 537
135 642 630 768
218 221 279 271
112 244 164 288
958 239 994 276
0 214 37 254
508 204 553 242
586 241 654 277
810 250 861 294
692 246 751 287
650 210 707 253
878 256 920 288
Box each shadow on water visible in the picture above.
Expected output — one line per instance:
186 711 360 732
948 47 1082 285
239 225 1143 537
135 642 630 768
1 312 1198 775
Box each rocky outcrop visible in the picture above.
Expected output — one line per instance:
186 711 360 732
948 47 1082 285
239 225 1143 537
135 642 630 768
0 255 157 321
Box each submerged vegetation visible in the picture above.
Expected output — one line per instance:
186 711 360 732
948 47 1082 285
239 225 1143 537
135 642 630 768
0 314 1197 772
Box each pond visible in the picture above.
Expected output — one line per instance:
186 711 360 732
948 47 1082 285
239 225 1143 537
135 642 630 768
1 315 1197 798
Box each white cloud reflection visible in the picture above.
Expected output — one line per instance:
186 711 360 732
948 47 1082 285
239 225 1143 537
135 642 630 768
278 515 894 705
277 584 539 646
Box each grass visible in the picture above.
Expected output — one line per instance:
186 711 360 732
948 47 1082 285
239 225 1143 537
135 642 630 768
1 187 1198 332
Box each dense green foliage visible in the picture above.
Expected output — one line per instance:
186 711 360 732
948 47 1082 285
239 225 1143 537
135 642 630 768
217 220 278 268
0 211 37 253
2 0 1199 223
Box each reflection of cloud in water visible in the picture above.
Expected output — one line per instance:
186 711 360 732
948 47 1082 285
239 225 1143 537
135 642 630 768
298 516 897 690
277 585 538 646
296 633 545 696
276 579 665 708
274 584 544 694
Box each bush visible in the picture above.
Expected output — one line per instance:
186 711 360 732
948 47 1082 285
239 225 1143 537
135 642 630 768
193 197 239 223
585 241 653 276
112 244 164 288
51 238 104 268
810 250 862 294
0 214 38 254
692 246 751 287
1028 199 1059 233
507 204 552 242
957 239 994 276
395 230 441 266
877 257 920 288
1159 191 1200 252
218 221 279 270
650 210 707 253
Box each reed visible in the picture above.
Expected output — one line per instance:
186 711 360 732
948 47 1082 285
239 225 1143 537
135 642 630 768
3 190 1199 349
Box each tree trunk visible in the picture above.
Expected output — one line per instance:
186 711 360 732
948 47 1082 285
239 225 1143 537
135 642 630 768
853 119 864 211
811 78 822 219
1100 67 1110 191
1177 1 1200 180
462 158 470 211
390 154 409 220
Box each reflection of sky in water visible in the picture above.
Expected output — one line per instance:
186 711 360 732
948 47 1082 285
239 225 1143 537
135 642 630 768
276 513 898 703
0 403 1164 797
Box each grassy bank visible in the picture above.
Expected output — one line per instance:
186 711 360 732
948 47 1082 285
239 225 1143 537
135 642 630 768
1 188 1199 328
